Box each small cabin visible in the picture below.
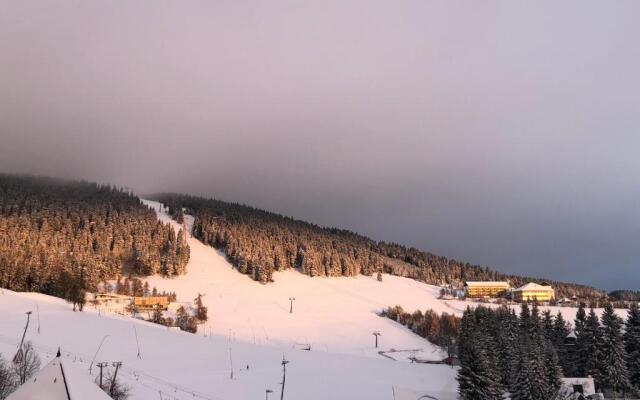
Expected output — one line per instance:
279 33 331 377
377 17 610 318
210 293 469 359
92 293 133 314
133 296 169 311
558 377 596 398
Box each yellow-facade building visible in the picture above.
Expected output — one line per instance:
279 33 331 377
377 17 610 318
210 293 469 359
464 281 511 298
512 283 554 302
133 296 170 311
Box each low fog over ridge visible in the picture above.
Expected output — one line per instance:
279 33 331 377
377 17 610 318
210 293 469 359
1 1 639 290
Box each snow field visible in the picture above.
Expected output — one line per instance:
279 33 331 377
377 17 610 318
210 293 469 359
0 290 458 400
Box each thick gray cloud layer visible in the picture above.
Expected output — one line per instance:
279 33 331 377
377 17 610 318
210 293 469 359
1 1 639 290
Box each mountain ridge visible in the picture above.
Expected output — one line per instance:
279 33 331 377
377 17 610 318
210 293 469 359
150 192 605 300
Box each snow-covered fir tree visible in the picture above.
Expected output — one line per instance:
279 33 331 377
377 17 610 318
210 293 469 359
599 303 630 394
457 307 502 400
587 309 604 383
624 302 640 391
576 308 600 380
552 311 572 376
575 303 587 338
496 306 519 387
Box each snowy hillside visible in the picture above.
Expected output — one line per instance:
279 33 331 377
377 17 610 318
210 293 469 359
0 199 627 400
0 289 458 400
139 198 625 352
139 199 457 360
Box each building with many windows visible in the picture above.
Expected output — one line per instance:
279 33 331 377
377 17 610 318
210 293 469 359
133 296 170 311
512 282 555 302
463 281 510 298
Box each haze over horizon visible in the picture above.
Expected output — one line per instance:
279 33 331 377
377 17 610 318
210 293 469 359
1 1 639 291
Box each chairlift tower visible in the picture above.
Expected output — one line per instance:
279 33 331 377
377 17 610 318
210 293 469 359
372 331 381 348
289 297 295 314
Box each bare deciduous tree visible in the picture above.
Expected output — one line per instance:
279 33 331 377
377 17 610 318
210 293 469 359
12 342 41 385
0 354 17 400
102 370 131 400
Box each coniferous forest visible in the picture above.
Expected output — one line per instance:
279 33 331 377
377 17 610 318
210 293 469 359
0 175 189 302
457 302 640 399
153 193 603 300
381 306 460 355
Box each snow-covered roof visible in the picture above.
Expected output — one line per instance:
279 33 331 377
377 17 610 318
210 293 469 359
560 377 596 396
7 356 112 400
513 282 554 292
464 281 510 287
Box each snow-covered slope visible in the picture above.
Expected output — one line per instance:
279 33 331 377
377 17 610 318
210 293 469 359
140 199 452 360
0 199 626 400
139 198 626 355
0 199 461 400
0 290 458 400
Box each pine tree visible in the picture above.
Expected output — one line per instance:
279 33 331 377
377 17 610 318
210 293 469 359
151 308 163 325
579 309 602 385
131 278 143 297
624 302 640 390
496 307 519 387
457 308 502 400
542 309 554 342
599 303 630 395
519 303 532 334
175 207 184 224
511 338 536 400
575 302 587 337
552 312 571 348
175 306 189 331
553 311 572 376
194 294 208 322
115 278 124 295
527 303 553 399
543 339 562 399
511 303 560 399
122 278 131 296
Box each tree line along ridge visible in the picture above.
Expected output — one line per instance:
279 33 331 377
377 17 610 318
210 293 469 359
0 174 605 303
153 193 603 300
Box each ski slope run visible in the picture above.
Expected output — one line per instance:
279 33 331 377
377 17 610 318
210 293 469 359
140 199 625 358
140 199 454 360
0 199 624 400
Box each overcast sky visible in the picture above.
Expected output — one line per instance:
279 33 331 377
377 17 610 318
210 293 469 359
1 1 639 290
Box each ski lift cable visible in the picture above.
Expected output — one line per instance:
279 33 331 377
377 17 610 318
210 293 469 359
118 367 225 400
116 369 224 400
